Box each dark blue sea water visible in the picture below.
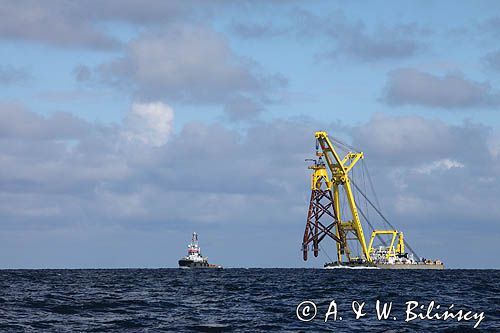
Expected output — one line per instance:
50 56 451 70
0 269 498 332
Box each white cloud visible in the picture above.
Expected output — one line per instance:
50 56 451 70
1 104 499 268
414 158 465 175
99 26 284 104
122 102 174 146
352 114 491 166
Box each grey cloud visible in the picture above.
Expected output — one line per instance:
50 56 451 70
483 49 500 72
477 16 500 38
83 0 200 24
324 21 426 61
446 16 500 46
0 1 211 50
0 1 253 50
292 9 428 61
382 68 500 109
351 113 491 165
36 90 104 103
0 66 31 85
223 96 263 121
229 21 286 39
229 9 428 61
73 65 92 82
348 115 499 264
0 1 121 50
0 2 431 59
1 103 499 267
99 26 287 103
225 8 432 62
0 104 317 235
0 103 90 140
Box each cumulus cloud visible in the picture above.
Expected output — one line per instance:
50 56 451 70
0 1 217 50
1 104 499 267
482 49 500 72
122 102 174 146
382 68 500 109
229 9 428 62
413 159 465 175
476 16 500 38
324 22 425 61
229 21 286 39
350 115 497 226
445 16 500 47
99 26 286 105
73 65 92 82
83 0 203 25
0 103 90 140
0 66 31 86
223 96 263 121
0 102 317 229
351 113 491 165
0 1 297 51
2 105 498 229
291 9 428 61
0 1 122 49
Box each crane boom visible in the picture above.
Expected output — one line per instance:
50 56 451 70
302 131 408 265
302 131 443 269
314 131 371 262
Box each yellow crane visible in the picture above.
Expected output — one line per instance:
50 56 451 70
302 131 405 264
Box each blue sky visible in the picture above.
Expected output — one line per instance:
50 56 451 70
0 1 499 268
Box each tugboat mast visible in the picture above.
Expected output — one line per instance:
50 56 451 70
189 232 200 255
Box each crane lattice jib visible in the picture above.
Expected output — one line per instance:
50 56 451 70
314 131 371 262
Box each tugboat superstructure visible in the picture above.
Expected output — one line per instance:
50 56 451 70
178 232 222 269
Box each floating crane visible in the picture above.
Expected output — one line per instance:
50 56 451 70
302 131 443 269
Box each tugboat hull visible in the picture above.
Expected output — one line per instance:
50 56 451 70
178 259 221 269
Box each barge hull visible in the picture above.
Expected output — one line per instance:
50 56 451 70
324 262 444 270
376 263 444 270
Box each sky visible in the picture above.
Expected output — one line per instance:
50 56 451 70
0 1 499 269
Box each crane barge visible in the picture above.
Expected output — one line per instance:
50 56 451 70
302 131 444 269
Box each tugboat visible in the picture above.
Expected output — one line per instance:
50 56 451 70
178 232 222 269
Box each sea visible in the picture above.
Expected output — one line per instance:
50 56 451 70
0 268 498 332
